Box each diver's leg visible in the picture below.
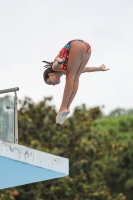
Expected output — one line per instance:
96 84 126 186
67 48 91 110
56 41 86 123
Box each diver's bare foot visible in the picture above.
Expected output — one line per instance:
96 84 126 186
56 109 70 124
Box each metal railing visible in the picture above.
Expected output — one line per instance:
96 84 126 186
0 87 19 144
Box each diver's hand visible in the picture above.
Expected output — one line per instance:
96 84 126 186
99 64 110 71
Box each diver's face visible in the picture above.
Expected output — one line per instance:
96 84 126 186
46 73 60 86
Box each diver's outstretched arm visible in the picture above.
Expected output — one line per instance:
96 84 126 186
82 64 109 73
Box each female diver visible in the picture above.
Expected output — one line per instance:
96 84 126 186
43 39 109 124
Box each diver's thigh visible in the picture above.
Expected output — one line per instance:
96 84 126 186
75 49 91 79
67 41 86 76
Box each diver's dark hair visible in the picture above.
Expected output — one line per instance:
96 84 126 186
42 60 55 83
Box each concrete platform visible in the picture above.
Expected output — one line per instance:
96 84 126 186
0 140 69 189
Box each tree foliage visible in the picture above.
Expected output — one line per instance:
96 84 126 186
92 115 133 200
108 108 133 117
1 97 133 199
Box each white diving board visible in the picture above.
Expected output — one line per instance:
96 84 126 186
0 140 69 189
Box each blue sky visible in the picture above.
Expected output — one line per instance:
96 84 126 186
0 0 133 114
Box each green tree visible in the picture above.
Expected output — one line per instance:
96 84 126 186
92 115 133 199
109 108 133 117
0 98 126 200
